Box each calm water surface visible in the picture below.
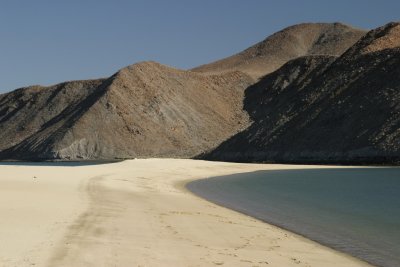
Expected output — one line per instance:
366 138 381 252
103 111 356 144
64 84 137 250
187 168 400 267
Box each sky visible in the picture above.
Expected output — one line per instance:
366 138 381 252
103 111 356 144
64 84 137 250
0 0 399 93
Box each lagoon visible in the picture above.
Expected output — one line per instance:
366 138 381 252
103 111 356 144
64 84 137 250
188 167 400 267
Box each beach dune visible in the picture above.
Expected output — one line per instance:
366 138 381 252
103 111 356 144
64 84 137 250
0 159 372 266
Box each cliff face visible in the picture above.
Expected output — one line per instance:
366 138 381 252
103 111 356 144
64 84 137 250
204 23 400 164
192 23 366 79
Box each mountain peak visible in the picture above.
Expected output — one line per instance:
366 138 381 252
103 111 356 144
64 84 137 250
340 21 400 59
359 22 400 54
1 22 398 164
192 22 366 79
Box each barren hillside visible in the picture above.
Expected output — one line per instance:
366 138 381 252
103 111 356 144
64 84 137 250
1 22 398 164
192 23 366 79
0 62 253 160
204 22 400 164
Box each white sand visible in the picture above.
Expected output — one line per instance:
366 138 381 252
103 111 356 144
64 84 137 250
0 159 373 267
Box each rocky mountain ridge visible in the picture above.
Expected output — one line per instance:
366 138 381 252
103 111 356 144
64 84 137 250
0 62 253 160
0 22 398 164
204 22 400 164
192 23 366 79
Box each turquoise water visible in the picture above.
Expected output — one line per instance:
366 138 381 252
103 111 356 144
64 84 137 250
187 168 400 267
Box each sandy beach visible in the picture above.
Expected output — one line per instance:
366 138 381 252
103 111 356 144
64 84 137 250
0 159 372 267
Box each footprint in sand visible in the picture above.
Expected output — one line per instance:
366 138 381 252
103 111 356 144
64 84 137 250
291 257 301 264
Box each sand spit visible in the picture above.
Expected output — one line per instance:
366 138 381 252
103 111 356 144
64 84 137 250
0 159 372 266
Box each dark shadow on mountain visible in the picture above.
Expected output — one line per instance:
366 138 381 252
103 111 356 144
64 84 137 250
199 50 400 165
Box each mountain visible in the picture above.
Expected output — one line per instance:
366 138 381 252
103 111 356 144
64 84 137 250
204 22 400 164
0 62 253 160
192 23 366 79
1 22 398 164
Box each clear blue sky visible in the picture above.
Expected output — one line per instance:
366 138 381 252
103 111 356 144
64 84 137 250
0 0 399 93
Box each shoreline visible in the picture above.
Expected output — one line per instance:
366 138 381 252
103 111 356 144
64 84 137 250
0 159 373 266
181 180 370 265
185 172 376 267
1 158 399 167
